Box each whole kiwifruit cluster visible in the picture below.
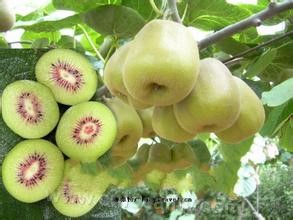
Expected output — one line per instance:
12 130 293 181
1 19 265 218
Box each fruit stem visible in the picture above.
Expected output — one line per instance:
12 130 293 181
167 0 182 24
149 0 163 16
77 24 105 63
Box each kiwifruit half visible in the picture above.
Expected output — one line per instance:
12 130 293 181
2 139 64 203
35 49 98 105
1 80 59 138
50 159 112 217
55 101 117 163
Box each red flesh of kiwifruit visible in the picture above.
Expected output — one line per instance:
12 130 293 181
62 181 80 204
50 60 85 93
16 92 43 124
72 116 103 145
17 152 47 188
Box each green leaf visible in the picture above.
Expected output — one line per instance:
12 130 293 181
211 160 241 194
180 0 250 30
262 78 293 107
188 139 211 165
32 38 50 49
279 118 293 152
215 37 249 55
52 0 110 12
259 40 293 83
121 0 158 20
82 5 146 38
16 14 81 33
246 49 278 78
261 99 293 136
218 138 253 162
21 31 61 48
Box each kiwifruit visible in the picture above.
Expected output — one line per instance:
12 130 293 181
103 42 151 110
105 97 143 159
55 101 117 163
171 143 200 169
35 49 98 105
0 0 15 32
2 139 64 203
137 108 156 138
152 105 196 143
50 159 112 217
1 80 59 138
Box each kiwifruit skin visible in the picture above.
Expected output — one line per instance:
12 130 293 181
50 159 112 217
174 58 240 133
105 97 143 158
123 19 200 106
152 105 196 143
1 80 60 138
55 101 117 163
216 77 265 143
35 49 98 106
2 139 64 203
0 0 15 32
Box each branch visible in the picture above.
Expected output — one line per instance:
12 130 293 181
242 197 265 220
167 0 182 24
198 1 293 49
222 31 293 64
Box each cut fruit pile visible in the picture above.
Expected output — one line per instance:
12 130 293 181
1 19 265 218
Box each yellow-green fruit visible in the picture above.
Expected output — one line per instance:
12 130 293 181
103 42 151 109
137 107 155 138
105 97 143 158
127 95 151 110
174 58 240 133
0 0 15 32
123 19 200 106
128 144 151 168
216 77 265 143
171 143 200 169
147 143 172 164
152 106 196 143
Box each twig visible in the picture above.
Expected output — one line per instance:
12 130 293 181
77 24 105 63
7 41 32 45
167 0 182 24
242 197 265 220
96 85 109 97
222 31 293 63
198 1 293 49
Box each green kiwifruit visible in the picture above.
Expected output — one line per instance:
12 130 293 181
50 159 112 217
152 105 196 143
105 97 143 159
55 101 117 163
123 19 200 106
0 0 15 32
171 143 200 169
174 58 240 133
216 77 265 143
103 42 151 110
35 49 98 105
137 107 156 138
1 80 59 138
2 139 64 203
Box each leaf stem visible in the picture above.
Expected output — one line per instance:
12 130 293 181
149 0 163 16
77 24 105 63
7 41 33 45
